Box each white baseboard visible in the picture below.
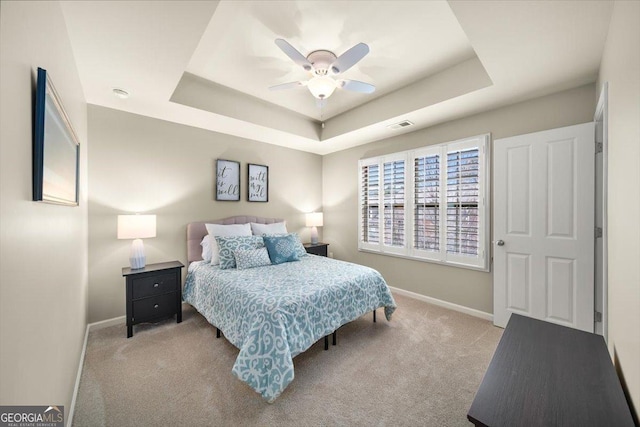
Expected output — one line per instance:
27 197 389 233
67 315 125 426
88 315 126 331
389 286 493 322
67 325 89 427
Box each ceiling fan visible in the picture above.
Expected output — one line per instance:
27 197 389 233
269 38 375 102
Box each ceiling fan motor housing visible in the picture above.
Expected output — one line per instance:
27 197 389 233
307 50 337 76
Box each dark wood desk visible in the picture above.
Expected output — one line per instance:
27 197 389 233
467 314 634 427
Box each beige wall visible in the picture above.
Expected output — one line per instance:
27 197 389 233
323 84 596 314
87 106 323 323
598 0 640 416
0 0 88 419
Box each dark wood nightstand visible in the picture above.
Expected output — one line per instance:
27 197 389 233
303 242 329 257
122 261 184 338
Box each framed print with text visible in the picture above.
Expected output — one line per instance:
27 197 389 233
216 159 240 201
248 163 268 202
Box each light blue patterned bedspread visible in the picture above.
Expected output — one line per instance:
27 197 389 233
183 255 396 402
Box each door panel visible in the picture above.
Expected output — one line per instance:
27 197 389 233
494 123 594 332
546 256 575 324
507 145 531 235
506 253 530 313
547 138 576 238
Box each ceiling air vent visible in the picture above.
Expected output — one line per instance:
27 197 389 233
387 120 414 130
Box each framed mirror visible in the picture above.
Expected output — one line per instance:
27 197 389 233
33 67 80 206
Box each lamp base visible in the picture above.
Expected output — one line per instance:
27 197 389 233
310 226 319 245
129 238 146 269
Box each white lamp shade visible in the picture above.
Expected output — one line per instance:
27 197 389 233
307 76 337 99
306 212 324 227
117 215 156 239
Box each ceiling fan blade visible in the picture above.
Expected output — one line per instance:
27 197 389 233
339 79 376 94
274 39 313 72
330 43 370 74
269 81 305 91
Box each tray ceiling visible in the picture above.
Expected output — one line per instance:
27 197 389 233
61 0 613 155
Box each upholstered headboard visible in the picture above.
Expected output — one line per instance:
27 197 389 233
187 216 284 264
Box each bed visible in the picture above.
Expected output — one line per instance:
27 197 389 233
183 216 396 402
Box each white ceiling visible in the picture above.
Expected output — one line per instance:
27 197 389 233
186 0 475 120
60 0 614 155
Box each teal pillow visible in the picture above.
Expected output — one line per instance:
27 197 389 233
263 234 300 264
262 232 307 258
215 235 264 269
234 248 272 270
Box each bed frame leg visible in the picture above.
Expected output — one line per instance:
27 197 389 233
332 331 337 346
216 328 221 338
373 310 377 323
324 336 329 350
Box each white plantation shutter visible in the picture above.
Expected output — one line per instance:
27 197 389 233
358 156 407 254
383 160 405 247
360 162 380 245
359 134 489 271
413 151 440 253
446 148 480 256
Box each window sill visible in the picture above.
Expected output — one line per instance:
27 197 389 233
358 248 491 273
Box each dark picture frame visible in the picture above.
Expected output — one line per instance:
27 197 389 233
33 67 80 206
216 159 240 201
248 163 269 202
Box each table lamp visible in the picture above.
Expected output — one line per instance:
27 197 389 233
117 214 156 269
306 212 323 245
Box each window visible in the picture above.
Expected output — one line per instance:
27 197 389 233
360 154 406 256
358 134 490 271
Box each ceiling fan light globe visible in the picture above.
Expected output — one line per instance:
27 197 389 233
307 76 337 100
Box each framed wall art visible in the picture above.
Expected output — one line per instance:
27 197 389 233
216 159 240 201
248 163 268 202
33 67 80 206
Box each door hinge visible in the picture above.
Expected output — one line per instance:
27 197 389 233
596 142 603 154
595 227 603 238
595 311 602 322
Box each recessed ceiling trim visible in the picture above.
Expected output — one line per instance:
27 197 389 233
322 56 493 140
171 72 320 140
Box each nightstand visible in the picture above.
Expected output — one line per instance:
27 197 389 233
122 261 184 338
303 242 329 257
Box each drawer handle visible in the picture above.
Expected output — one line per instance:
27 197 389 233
154 304 159 309
153 283 159 288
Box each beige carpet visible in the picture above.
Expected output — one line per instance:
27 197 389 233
72 294 502 426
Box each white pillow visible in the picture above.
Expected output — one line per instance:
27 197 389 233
204 223 252 265
250 222 287 236
200 235 212 262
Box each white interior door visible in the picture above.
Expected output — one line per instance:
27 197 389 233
493 123 595 332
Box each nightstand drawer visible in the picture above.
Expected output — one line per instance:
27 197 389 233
132 292 177 323
132 273 177 299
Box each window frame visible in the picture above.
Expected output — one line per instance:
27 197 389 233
358 134 491 272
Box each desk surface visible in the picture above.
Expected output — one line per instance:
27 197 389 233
467 314 634 427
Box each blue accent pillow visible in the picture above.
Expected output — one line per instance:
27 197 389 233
263 234 300 265
234 248 272 270
215 235 264 269
262 233 307 258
